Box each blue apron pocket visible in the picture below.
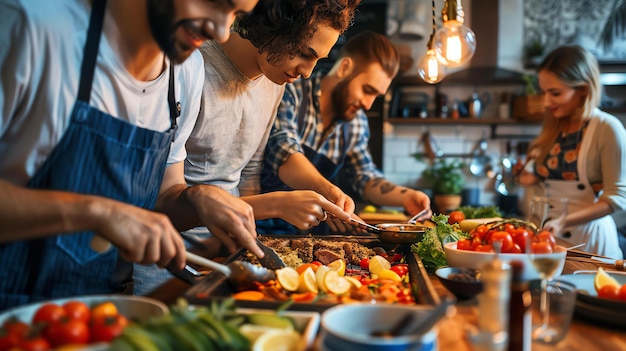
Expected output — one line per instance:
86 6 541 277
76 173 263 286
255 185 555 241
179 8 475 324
56 232 108 265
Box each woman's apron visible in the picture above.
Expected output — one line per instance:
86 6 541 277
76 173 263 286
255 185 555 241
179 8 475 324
0 0 179 309
258 82 349 235
543 118 623 259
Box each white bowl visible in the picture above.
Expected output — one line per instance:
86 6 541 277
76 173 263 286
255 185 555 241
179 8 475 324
320 303 438 351
443 242 567 280
0 294 168 325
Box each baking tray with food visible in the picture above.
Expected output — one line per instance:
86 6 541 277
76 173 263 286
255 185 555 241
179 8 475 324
184 235 439 312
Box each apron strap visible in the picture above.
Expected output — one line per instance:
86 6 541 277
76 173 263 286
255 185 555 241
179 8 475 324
77 0 107 103
167 64 179 141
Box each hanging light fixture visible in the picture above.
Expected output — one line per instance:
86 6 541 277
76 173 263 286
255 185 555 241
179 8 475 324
432 0 476 68
417 0 446 84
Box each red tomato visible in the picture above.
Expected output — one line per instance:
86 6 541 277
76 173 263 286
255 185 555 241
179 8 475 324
310 261 323 267
476 244 495 253
448 211 465 224
15 336 51 351
456 238 472 251
395 289 414 304
530 241 553 254
90 302 118 321
359 258 370 270
390 264 409 277
89 315 128 343
388 253 403 263
488 231 514 252
32 304 67 326
509 243 522 254
45 318 89 347
0 331 20 351
597 285 620 300
62 301 91 324
537 230 556 249
473 225 488 239
618 284 626 302
511 229 530 253
3 320 30 338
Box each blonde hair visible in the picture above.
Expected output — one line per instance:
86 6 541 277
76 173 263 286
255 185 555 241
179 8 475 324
529 45 602 165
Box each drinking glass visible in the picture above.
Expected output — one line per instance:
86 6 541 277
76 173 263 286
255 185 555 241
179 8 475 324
528 243 563 343
528 195 549 229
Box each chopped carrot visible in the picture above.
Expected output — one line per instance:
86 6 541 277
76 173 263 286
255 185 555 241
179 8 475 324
232 290 266 301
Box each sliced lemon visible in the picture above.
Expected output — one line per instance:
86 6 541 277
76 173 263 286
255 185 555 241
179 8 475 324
328 259 346 276
315 265 330 292
594 267 621 292
344 276 363 289
276 267 299 292
252 329 302 351
297 267 319 293
363 205 377 213
324 270 352 295
377 269 402 282
240 324 288 343
368 255 391 275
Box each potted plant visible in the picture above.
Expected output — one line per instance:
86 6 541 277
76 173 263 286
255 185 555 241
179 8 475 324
512 74 544 121
421 158 465 213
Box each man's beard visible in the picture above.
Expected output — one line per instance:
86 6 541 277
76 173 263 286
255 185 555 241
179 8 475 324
146 0 185 64
330 76 359 121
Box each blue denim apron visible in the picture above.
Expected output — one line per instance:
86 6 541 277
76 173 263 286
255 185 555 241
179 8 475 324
0 0 179 309
258 82 349 235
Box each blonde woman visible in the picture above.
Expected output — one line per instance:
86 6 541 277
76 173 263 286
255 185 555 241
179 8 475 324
517 45 626 259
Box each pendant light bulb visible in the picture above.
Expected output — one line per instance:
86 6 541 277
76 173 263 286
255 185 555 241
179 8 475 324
418 48 446 84
433 19 475 67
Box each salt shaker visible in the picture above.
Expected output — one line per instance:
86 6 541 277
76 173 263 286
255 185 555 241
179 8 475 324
472 257 511 351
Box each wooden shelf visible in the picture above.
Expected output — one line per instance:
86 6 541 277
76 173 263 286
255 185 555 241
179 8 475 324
387 117 541 125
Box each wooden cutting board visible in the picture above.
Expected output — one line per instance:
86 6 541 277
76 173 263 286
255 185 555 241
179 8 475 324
358 212 409 224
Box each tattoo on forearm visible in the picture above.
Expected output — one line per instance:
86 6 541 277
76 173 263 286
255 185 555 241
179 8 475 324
380 181 396 194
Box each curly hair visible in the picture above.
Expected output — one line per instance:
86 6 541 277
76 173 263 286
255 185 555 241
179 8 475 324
233 0 361 65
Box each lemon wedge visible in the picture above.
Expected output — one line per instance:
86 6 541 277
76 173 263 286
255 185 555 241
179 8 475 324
324 270 352 295
276 267 299 292
368 255 391 275
328 259 346 276
378 269 402 282
594 267 621 292
344 276 363 289
297 267 318 293
252 329 302 351
315 265 330 292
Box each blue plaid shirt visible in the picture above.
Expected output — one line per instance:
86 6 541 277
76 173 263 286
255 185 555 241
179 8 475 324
263 72 383 197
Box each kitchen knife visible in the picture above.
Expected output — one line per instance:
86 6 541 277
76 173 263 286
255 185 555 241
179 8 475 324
255 238 286 270
591 256 626 270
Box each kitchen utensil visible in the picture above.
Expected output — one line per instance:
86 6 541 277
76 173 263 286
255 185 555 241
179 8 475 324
469 134 491 177
184 251 276 289
590 256 626 270
255 238 286 269
348 218 428 244
564 243 586 251
371 297 453 338
421 132 443 161
407 208 430 225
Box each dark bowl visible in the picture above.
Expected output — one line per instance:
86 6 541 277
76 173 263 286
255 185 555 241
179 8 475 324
375 223 428 244
435 266 483 300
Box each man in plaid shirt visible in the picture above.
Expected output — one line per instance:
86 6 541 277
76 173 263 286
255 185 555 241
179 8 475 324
253 31 432 234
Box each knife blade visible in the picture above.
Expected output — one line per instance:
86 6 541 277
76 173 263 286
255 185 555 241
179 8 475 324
255 238 286 270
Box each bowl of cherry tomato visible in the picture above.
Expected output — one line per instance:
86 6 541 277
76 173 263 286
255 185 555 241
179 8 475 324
0 294 167 351
443 219 567 280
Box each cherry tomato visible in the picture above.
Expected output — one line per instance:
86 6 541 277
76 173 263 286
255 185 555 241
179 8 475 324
530 241 553 254
597 285 620 300
0 330 20 351
395 289 414 304
618 284 626 302
476 244 495 253
456 238 472 251
310 261 323 267
537 231 556 249
473 225 488 239
509 243 522 254
3 319 30 339
388 253 403 263
448 211 465 224
90 302 118 321
89 314 128 343
296 263 319 274
390 264 409 278
45 317 89 347
62 301 91 324
15 336 51 351
359 258 370 270
511 229 530 253
32 304 67 326
488 231 514 252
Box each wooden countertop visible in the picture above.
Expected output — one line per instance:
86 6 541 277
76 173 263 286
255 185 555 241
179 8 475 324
148 241 626 351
